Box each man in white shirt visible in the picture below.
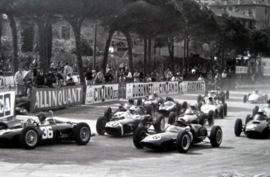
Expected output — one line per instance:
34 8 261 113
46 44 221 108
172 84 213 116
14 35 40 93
64 63 73 80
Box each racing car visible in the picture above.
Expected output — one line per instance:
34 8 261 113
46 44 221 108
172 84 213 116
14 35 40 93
96 100 165 136
133 118 222 153
137 93 187 117
198 89 229 104
167 103 214 126
243 90 268 103
198 97 227 120
0 111 92 149
234 109 270 138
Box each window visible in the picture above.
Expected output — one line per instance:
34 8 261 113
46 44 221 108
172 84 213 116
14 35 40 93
61 26 70 40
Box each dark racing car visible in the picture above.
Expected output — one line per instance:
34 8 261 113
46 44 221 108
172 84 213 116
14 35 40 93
234 109 270 138
0 111 92 149
133 118 222 153
96 100 165 136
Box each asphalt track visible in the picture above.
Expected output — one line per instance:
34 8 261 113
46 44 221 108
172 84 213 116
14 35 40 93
0 89 270 177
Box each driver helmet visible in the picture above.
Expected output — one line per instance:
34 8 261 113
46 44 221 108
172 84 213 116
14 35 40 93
190 103 197 110
257 109 266 115
128 98 134 105
36 112 47 123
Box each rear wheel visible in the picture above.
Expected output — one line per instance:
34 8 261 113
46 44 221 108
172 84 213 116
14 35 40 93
137 98 142 106
245 115 252 125
226 91 229 99
96 116 107 135
224 103 227 116
221 95 225 104
208 110 214 126
74 123 91 145
133 127 148 148
252 106 259 116
168 112 176 125
219 106 224 119
146 105 154 117
209 126 222 147
243 95 247 103
198 114 205 125
153 115 165 133
176 130 191 153
234 119 243 137
182 101 188 111
20 126 39 149
104 107 112 121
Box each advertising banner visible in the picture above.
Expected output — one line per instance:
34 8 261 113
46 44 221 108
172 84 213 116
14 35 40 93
263 67 270 76
0 91 15 119
153 82 179 95
180 81 205 93
30 85 84 112
126 83 154 99
85 84 119 104
235 66 248 74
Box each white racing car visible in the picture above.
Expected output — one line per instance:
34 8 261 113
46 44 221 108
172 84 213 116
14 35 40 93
243 90 268 104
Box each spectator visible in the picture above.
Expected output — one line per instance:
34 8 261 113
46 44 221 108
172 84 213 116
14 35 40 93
23 66 34 96
125 68 133 83
222 70 227 79
175 72 183 82
198 75 204 81
165 67 173 81
55 69 64 87
14 66 25 95
63 62 73 80
46 68 56 88
146 74 152 82
171 75 176 81
214 73 221 89
35 68 46 87
85 68 93 85
66 74 76 86
139 71 144 82
94 69 105 84
105 69 114 83
133 69 140 83
151 70 158 82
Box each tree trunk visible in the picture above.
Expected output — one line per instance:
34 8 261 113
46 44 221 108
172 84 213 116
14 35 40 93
168 37 175 74
37 21 49 73
46 24 52 67
122 31 134 74
103 28 114 74
8 14 19 74
148 37 152 73
0 14 2 52
143 37 147 77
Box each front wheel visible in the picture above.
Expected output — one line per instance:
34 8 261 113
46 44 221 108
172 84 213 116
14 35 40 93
96 116 107 135
20 126 39 149
209 126 222 147
234 119 243 137
208 110 214 126
168 112 176 125
153 115 165 133
74 123 91 145
226 91 229 99
243 95 247 103
224 103 227 117
104 107 112 121
176 130 191 153
133 127 148 148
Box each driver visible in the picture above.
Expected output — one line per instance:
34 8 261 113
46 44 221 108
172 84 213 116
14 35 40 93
36 112 50 125
190 103 198 114
207 97 215 105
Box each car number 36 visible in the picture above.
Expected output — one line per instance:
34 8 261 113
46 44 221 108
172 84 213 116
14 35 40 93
40 126 53 139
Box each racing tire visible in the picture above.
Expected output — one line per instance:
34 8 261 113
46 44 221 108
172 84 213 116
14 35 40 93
245 115 252 125
96 116 107 135
0 122 8 130
243 95 247 103
104 107 112 121
198 102 202 110
176 130 191 153
252 106 259 117
74 123 91 145
197 95 202 104
175 103 181 116
133 127 148 148
234 119 243 137
221 95 225 104
153 115 165 133
219 106 224 119
265 94 268 103
168 112 176 125
137 98 142 106
20 126 39 149
226 91 229 99
198 114 205 125
209 126 222 148
182 101 188 111
224 103 227 117
146 105 154 117
208 110 214 126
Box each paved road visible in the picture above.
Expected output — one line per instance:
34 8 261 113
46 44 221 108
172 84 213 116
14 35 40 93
1 90 270 177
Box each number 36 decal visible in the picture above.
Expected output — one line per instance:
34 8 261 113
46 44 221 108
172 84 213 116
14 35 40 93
40 126 53 139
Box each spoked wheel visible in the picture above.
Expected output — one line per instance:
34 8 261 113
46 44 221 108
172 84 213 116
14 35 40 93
153 115 165 133
133 127 148 148
20 126 39 149
74 123 91 145
209 126 223 147
176 130 191 153
234 119 243 137
96 116 107 135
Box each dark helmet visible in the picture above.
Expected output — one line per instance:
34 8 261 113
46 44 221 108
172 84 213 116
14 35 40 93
36 112 47 123
128 99 134 105
208 97 213 101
